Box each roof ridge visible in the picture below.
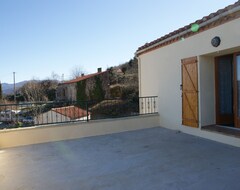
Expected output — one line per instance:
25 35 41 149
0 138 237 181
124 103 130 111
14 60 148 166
61 70 107 85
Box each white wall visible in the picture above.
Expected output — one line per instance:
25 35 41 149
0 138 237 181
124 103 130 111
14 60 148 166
138 18 240 129
34 111 90 125
67 83 77 101
199 56 215 127
34 111 71 125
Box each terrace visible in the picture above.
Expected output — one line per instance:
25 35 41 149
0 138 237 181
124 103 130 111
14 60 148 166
1 127 240 190
0 96 240 189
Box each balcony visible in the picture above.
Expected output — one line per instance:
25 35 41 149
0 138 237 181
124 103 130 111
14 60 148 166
1 127 240 190
0 96 240 189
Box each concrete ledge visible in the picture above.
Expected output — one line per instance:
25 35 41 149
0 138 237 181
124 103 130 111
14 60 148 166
0 114 159 149
179 125 240 147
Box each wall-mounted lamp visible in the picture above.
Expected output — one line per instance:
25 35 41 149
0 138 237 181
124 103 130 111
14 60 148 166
211 36 221 47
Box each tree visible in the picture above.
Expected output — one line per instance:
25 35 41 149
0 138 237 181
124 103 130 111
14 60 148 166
19 79 59 102
19 80 47 102
70 66 85 79
40 80 58 101
50 72 61 81
121 67 127 74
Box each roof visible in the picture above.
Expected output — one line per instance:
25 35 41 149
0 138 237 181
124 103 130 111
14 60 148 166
52 106 89 119
61 71 107 85
136 1 240 56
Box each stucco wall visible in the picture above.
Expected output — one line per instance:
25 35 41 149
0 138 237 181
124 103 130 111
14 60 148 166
34 111 71 125
138 18 240 129
56 83 76 101
199 56 215 127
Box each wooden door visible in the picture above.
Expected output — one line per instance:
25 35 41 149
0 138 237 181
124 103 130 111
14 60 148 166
215 55 234 126
181 57 199 128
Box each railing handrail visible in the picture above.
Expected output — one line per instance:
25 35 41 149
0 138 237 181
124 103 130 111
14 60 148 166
139 96 158 98
0 96 158 129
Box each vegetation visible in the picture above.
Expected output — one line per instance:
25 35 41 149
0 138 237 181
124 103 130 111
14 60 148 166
0 59 139 129
1 57 138 104
88 57 139 118
91 76 105 100
18 80 58 102
90 99 139 120
108 57 138 99
70 65 85 79
76 80 87 102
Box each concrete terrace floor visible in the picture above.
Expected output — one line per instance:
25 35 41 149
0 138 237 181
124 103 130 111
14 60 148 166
1 127 240 190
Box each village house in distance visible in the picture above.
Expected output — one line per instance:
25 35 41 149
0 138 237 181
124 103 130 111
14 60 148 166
56 68 110 102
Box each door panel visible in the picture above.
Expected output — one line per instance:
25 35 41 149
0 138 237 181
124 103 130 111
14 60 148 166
215 55 234 125
182 57 199 128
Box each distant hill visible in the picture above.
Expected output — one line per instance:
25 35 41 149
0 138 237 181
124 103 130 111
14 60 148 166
2 81 28 95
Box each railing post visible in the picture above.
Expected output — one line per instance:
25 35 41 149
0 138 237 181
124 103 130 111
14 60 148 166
86 101 89 122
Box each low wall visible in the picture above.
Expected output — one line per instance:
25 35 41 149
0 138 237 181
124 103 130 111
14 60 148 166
179 125 240 148
0 114 159 149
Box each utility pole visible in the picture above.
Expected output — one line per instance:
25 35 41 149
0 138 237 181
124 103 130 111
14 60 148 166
13 72 16 102
0 80 2 101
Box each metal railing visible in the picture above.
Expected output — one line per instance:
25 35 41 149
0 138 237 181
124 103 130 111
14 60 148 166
0 96 157 129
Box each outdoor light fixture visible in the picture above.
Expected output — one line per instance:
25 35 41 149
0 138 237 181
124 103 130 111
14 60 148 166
211 36 221 47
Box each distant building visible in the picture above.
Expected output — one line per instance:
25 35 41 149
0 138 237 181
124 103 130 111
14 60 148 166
34 105 90 125
56 68 110 101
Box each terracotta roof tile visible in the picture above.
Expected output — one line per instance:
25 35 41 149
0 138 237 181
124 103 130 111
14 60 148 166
61 71 107 85
136 1 240 55
52 106 89 119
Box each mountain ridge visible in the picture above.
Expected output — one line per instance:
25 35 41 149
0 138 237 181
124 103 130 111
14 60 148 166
2 81 28 95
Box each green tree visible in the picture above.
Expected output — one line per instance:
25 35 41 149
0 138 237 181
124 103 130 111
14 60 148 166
77 80 87 101
91 76 105 100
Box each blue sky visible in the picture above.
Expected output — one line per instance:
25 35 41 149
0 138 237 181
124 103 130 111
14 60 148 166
0 0 237 83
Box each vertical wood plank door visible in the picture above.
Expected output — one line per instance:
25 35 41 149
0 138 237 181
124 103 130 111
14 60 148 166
181 57 199 128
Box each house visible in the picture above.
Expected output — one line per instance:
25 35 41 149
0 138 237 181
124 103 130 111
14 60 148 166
56 68 110 101
34 105 90 125
136 1 240 139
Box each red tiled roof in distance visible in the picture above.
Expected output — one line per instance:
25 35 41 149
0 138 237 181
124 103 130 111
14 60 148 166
136 0 240 55
52 106 89 119
61 71 107 85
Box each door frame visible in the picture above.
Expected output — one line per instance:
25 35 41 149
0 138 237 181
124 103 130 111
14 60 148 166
215 53 240 128
234 52 240 128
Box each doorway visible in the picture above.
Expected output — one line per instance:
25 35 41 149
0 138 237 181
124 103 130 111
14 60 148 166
215 53 240 128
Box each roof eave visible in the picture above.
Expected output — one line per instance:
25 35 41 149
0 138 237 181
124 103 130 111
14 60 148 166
136 4 240 56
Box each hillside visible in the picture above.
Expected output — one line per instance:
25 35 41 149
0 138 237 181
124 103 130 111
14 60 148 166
108 58 138 99
2 81 28 95
90 58 139 119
